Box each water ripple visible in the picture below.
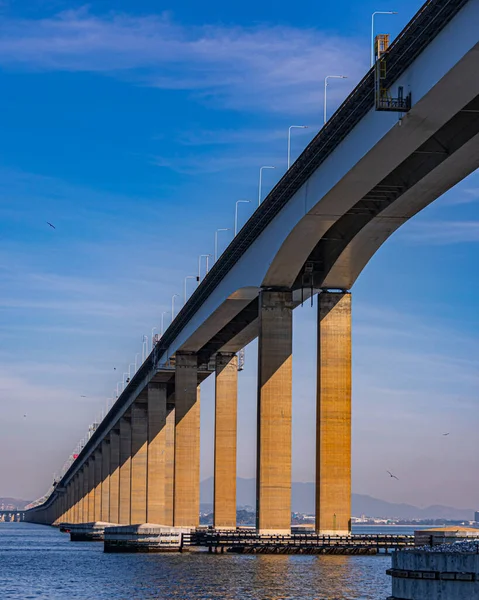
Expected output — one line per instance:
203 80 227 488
0 523 391 599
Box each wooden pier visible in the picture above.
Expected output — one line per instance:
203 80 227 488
193 530 415 555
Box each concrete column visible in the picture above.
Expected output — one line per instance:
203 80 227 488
70 476 76 523
174 353 200 527
77 471 84 523
164 386 176 527
109 430 120 524
83 463 90 522
119 416 132 525
68 481 74 523
147 383 167 524
316 292 351 535
94 448 102 522
130 401 148 524
214 353 238 530
88 458 95 522
256 289 293 534
73 474 80 523
101 439 110 522
66 483 73 522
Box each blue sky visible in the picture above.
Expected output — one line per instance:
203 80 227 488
0 0 478 509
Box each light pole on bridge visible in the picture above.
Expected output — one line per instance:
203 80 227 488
371 11 397 67
198 254 211 283
184 276 196 305
287 126 308 169
214 228 231 262
171 294 180 320
324 75 347 125
161 311 169 336
258 166 275 206
235 200 251 235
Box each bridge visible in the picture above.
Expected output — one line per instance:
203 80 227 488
0 510 25 522
25 0 479 538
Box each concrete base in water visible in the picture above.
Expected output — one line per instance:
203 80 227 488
69 522 119 542
388 550 479 599
104 524 192 553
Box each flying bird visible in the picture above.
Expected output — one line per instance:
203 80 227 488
23 414 27 418
387 470 399 480
443 432 450 436
46 222 56 229
80 395 87 398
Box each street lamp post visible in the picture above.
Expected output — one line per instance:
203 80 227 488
215 228 230 262
171 294 179 320
161 311 169 336
142 335 148 362
151 327 157 347
184 276 196 305
371 11 397 67
235 200 251 235
198 254 211 283
258 166 276 206
288 126 308 169
324 75 347 124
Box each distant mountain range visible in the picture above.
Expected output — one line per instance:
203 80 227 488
200 478 475 521
0 498 30 510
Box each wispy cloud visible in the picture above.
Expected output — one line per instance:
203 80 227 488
403 220 479 244
0 8 364 113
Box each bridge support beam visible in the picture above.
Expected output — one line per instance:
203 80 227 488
88 457 96 522
109 429 120 524
83 463 90 522
94 448 102 522
74 473 81 523
147 383 167 524
256 289 293 535
77 467 86 523
101 439 110 522
174 353 200 528
164 386 176 526
66 483 73 523
214 352 238 530
119 416 132 525
130 400 148 524
316 291 351 536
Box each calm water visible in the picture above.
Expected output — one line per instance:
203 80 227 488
0 522 393 599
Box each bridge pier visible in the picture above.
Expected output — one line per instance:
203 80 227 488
88 456 96 521
109 429 120 523
101 439 110 522
73 473 80 523
147 383 167 524
256 290 293 535
316 292 351 536
130 400 148 524
214 352 238 530
65 483 72 523
76 469 83 523
83 463 90 522
94 447 102 521
119 415 132 524
174 353 200 528
164 387 176 526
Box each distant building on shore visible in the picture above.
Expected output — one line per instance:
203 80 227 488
474 511 479 523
